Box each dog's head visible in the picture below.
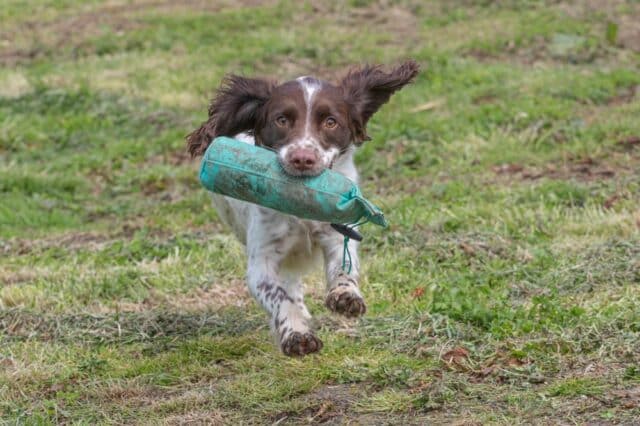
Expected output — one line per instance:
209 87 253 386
187 60 419 177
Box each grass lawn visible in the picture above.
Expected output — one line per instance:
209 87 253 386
1 0 639 423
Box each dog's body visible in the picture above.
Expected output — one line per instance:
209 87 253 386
188 61 418 355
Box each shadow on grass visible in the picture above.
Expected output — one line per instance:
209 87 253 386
0 308 265 344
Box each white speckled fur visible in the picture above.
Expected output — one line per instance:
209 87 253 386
211 132 362 352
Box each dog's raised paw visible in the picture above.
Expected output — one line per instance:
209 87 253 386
281 331 323 356
325 286 366 318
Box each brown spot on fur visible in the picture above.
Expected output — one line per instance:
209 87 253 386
257 281 274 293
271 286 294 303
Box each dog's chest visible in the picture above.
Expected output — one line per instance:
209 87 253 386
210 132 357 270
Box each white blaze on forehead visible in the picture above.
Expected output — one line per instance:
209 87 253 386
276 77 340 176
296 76 321 105
296 76 321 140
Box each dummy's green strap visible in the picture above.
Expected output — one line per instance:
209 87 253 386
342 236 352 274
336 218 370 274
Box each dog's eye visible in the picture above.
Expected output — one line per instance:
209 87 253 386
325 117 337 129
275 115 288 127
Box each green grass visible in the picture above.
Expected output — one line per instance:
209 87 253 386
1 0 639 423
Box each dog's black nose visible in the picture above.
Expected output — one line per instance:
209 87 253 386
288 148 319 171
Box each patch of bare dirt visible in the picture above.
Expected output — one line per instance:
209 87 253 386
176 280 251 311
0 0 276 65
144 149 193 168
89 382 172 406
467 34 610 66
435 346 540 384
2 225 223 257
491 155 632 183
87 383 226 422
95 280 251 314
2 308 263 343
0 269 39 286
0 72 31 98
557 0 628 18
559 1 640 53
0 9 143 65
168 282 250 311
275 383 363 424
3 232 114 256
545 384 640 421
607 85 639 106
261 1 419 81
465 36 549 66
617 135 640 150
611 386 640 410
163 410 225 426
346 4 419 45
303 0 419 42
617 16 640 53
581 89 639 130
1 227 172 256
467 2 640 65
258 57 349 83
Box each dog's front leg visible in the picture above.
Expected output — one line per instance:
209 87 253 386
245 212 322 356
316 225 366 317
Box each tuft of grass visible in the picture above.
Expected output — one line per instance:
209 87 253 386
548 378 607 397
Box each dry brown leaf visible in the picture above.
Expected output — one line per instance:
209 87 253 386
617 135 640 148
603 195 620 209
411 287 426 299
442 347 470 364
459 242 476 256
492 163 524 175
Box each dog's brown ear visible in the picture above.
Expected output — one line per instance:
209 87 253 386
187 75 275 157
341 60 419 144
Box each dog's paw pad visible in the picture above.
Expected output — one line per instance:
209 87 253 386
325 287 366 318
281 331 323 356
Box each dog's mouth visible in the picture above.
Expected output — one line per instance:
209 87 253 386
278 159 327 178
277 152 345 178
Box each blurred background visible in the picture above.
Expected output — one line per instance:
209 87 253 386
1 1 639 424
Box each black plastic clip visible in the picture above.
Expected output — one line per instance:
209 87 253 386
330 223 363 242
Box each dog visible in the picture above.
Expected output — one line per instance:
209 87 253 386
187 60 419 356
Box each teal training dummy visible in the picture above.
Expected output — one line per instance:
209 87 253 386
199 137 387 230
